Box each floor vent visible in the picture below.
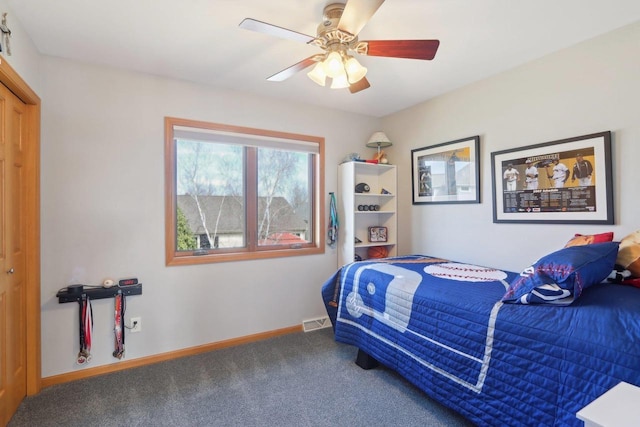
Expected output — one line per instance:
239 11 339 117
302 316 331 332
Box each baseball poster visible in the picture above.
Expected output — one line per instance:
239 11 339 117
491 132 613 224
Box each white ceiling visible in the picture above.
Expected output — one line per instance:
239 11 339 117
7 0 640 117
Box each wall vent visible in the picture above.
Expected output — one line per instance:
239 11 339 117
302 316 331 332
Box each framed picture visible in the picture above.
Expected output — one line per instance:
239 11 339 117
368 226 388 243
411 136 480 204
491 131 613 224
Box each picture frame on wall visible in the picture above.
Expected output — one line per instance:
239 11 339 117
411 136 480 204
490 131 613 224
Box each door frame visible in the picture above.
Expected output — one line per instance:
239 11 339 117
0 57 41 395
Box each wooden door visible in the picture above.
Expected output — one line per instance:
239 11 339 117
0 81 27 425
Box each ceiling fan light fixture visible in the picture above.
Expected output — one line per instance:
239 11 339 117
323 51 345 78
240 3 442 95
344 56 367 84
307 62 327 86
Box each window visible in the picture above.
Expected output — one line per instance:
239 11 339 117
165 117 324 265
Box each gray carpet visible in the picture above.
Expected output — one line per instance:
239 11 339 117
9 328 474 427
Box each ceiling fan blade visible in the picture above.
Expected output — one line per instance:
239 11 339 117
239 18 315 44
349 77 371 94
267 56 321 82
361 40 440 60
338 0 385 36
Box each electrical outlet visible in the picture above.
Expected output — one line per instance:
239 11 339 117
130 317 142 333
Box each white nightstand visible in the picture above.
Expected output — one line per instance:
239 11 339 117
576 382 640 427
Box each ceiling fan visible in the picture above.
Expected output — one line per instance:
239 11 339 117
239 0 440 94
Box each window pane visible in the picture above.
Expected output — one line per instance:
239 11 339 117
257 148 312 246
176 139 245 251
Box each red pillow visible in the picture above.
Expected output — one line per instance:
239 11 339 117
622 277 640 288
564 232 614 248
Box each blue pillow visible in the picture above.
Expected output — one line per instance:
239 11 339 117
502 242 619 305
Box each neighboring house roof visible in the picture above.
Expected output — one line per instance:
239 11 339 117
177 195 307 235
259 232 306 245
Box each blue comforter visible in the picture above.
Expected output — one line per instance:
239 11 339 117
321 255 640 426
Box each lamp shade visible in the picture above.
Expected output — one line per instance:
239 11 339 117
344 56 367 84
323 51 344 78
330 69 350 89
366 131 392 150
307 62 327 86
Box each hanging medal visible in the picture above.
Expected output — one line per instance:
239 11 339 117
77 295 93 364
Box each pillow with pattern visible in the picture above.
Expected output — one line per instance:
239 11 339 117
564 231 614 248
503 242 619 305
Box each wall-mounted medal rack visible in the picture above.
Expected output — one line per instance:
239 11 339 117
56 280 142 303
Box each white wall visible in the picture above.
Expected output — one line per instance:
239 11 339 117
39 57 379 377
383 21 640 272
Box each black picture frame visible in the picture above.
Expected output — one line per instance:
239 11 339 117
491 131 613 224
411 136 480 204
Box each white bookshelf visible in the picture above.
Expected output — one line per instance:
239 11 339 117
337 162 397 267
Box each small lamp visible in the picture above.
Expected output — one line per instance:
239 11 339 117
366 131 392 157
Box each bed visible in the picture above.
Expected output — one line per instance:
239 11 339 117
321 241 640 426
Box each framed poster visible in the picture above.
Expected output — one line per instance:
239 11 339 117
411 136 480 204
491 131 613 224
